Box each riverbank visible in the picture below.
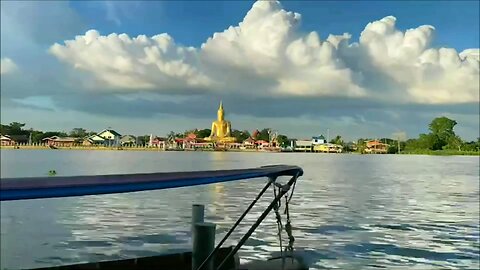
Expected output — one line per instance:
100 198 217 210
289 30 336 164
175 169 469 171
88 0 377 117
1 145 479 155
400 149 480 156
0 145 271 153
1 145 163 151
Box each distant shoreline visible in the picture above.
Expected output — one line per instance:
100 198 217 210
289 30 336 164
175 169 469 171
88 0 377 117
0 145 270 153
1 145 478 156
399 150 480 156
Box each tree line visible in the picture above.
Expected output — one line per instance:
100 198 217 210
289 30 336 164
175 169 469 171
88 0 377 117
2 117 478 152
403 117 479 152
0 123 96 143
329 117 479 153
0 123 291 146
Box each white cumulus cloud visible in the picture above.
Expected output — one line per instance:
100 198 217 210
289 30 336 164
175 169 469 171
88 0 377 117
0 58 18 75
49 0 479 104
49 30 214 92
353 16 479 103
200 1 366 97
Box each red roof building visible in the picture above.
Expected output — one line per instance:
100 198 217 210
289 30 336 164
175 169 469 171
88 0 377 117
365 140 388 154
42 136 79 147
1 135 15 146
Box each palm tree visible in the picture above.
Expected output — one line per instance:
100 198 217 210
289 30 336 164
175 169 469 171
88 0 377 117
330 135 344 146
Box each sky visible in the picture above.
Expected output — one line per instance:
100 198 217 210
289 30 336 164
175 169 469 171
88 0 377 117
1 0 479 141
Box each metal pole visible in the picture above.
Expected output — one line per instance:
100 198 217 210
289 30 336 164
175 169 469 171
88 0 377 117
192 203 205 268
195 177 276 270
192 204 205 231
192 222 216 270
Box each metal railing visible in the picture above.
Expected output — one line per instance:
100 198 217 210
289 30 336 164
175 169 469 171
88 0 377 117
196 172 301 270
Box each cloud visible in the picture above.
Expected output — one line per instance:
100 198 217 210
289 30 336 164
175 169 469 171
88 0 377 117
103 1 140 26
49 30 214 93
201 1 365 98
353 16 479 104
0 1 85 45
1 1 478 141
104 1 122 26
49 1 479 104
460 48 480 62
0 58 18 74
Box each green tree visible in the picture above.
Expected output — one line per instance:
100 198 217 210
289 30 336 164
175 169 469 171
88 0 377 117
329 135 344 146
31 130 45 143
241 130 251 141
1 122 28 135
429 117 457 139
403 116 471 152
462 139 480 151
342 142 357 152
70 128 87 138
256 129 270 141
404 138 417 150
405 133 438 150
428 116 457 149
445 135 463 150
276 134 289 147
418 133 438 149
137 135 150 145
231 129 250 142
387 145 398 154
196 129 211 138
356 139 367 153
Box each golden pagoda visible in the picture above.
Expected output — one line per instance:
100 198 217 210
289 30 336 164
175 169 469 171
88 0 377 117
204 101 236 143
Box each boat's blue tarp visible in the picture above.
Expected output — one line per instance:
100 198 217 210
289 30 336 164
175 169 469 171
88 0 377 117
0 165 302 201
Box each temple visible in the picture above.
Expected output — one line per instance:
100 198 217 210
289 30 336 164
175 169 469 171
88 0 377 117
204 101 236 143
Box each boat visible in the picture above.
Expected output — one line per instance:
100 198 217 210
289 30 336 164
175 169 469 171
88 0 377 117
1 165 308 270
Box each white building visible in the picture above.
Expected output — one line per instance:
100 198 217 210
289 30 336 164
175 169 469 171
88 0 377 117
312 135 327 145
291 140 312 152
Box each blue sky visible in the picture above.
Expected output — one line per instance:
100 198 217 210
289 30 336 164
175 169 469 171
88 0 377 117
67 1 479 49
1 1 479 140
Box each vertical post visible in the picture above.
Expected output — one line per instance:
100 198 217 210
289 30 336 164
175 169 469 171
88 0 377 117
192 222 216 270
192 204 205 230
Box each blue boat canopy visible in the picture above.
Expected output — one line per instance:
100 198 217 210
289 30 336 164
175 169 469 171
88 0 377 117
0 165 303 201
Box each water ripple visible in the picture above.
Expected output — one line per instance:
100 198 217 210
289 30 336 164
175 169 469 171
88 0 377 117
1 151 479 270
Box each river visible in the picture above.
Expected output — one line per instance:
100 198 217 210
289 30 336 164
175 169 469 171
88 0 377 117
1 150 479 269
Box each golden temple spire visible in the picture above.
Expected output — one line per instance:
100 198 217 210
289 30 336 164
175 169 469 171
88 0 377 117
217 100 224 121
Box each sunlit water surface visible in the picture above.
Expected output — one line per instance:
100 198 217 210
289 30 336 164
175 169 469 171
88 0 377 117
1 150 479 269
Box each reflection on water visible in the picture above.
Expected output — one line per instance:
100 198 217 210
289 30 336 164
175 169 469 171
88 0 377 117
1 150 479 270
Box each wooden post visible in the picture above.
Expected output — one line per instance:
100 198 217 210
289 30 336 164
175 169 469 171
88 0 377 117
192 222 216 270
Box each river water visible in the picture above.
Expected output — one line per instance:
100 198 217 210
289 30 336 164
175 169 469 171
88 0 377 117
1 150 479 269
